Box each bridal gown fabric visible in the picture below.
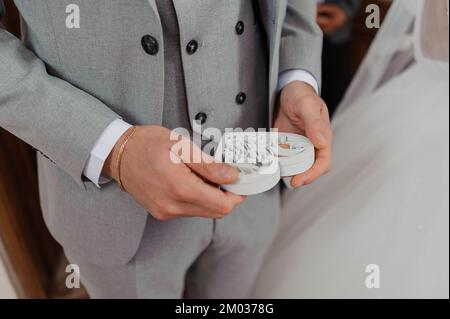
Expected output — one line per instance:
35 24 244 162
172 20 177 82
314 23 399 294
253 0 449 298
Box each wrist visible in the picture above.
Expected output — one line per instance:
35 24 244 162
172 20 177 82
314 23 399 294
102 127 134 182
284 80 317 97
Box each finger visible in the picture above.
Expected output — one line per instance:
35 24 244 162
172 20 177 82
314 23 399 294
295 100 329 150
163 201 231 219
180 192 245 219
291 146 332 187
187 160 240 185
176 171 246 214
321 102 331 125
172 138 240 185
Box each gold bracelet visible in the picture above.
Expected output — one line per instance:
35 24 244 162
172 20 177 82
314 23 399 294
116 126 137 192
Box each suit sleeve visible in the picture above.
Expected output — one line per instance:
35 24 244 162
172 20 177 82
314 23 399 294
0 1 121 188
279 0 323 88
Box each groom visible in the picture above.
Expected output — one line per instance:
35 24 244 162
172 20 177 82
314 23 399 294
0 0 332 298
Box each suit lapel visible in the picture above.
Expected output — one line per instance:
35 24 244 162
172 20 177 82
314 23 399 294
257 0 286 124
256 0 284 53
145 0 157 13
145 0 162 24
271 0 285 58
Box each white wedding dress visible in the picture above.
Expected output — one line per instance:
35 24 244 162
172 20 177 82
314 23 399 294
253 0 449 298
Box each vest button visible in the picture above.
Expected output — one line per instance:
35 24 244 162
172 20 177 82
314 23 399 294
186 40 199 55
194 112 208 124
141 35 159 55
235 21 244 35
235 92 247 105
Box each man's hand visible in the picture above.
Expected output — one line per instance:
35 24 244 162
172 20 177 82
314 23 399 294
317 3 348 36
274 81 333 187
103 126 245 220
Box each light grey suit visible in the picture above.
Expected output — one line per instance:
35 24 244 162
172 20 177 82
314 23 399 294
0 0 322 297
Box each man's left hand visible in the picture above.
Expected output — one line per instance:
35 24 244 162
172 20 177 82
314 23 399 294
273 81 333 188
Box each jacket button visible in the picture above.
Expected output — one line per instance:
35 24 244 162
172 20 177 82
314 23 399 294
194 112 208 124
235 92 247 105
141 35 159 55
186 40 198 55
235 21 244 35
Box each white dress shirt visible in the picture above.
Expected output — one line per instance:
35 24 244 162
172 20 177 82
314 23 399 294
83 70 319 187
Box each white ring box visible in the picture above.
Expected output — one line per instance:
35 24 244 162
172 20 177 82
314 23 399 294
214 132 315 195
277 133 315 177
214 132 280 196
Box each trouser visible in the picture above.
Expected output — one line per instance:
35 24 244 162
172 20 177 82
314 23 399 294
65 187 280 299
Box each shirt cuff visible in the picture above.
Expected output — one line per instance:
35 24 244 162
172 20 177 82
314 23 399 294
277 69 320 95
83 119 132 187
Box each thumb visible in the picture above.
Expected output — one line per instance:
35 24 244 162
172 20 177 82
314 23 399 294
172 136 240 184
186 161 240 185
306 124 328 150
296 105 328 150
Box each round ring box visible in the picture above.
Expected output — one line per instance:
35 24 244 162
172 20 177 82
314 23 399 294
214 132 280 196
277 133 315 177
214 132 314 195
219 165 281 196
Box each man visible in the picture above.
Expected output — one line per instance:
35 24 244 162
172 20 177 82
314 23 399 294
0 0 332 298
317 0 360 115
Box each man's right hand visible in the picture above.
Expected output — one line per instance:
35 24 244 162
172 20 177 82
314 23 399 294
103 125 245 220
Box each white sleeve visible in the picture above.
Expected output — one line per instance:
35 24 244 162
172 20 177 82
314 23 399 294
277 69 320 95
83 119 132 187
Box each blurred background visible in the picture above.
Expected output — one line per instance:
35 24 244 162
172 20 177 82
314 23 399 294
0 0 392 299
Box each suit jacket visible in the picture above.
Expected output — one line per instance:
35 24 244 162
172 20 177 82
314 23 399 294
0 0 322 266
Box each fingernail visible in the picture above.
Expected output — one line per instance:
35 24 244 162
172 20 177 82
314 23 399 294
220 165 233 179
316 133 326 143
292 180 304 188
